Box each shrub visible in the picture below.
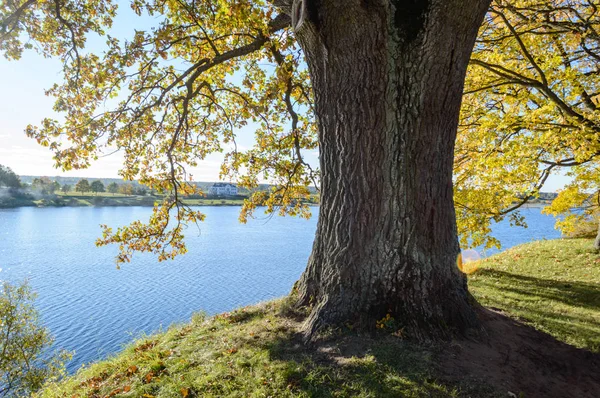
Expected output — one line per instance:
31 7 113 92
0 281 71 397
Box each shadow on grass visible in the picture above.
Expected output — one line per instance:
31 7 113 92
471 269 599 352
474 269 600 310
242 322 498 397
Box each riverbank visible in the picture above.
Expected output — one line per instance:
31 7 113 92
37 239 600 397
0 193 247 208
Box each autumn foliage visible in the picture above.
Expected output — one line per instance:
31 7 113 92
457 0 600 248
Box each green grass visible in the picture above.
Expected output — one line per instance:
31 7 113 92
182 198 245 206
32 194 157 207
26 194 248 207
3 191 314 208
469 238 600 352
36 238 599 397
56 192 131 198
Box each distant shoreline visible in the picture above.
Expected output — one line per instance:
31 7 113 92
0 194 248 209
2 192 546 211
520 202 550 208
0 193 319 209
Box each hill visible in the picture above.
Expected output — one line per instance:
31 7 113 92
37 239 600 397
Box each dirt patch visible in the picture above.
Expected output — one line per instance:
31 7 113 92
268 305 600 397
438 307 600 397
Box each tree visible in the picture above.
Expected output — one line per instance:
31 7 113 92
0 281 70 397
75 179 90 194
544 183 600 249
31 177 56 196
61 184 71 194
1 0 491 338
90 180 105 195
49 181 60 195
290 1 492 338
107 182 119 195
0 165 20 188
455 0 600 250
118 183 134 196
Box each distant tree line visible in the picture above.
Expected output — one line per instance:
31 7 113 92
72 179 147 196
0 166 151 202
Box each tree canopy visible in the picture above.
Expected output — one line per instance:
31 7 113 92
0 281 70 397
107 181 119 194
90 180 105 194
456 0 600 248
31 177 60 195
0 165 21 188
75 179 91 193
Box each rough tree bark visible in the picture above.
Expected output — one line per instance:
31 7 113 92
282 0 492 340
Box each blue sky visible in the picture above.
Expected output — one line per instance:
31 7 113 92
0 3 569 190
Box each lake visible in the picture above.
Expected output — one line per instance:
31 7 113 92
0 205 562 371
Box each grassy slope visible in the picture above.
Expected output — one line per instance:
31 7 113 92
37 239 599 397
469 238 599 352
39 301 488 398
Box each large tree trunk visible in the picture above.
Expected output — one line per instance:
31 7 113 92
290 0 491 340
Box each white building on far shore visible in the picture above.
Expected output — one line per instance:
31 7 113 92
208 182 238 196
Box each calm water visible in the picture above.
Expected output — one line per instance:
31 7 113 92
0 206 561 371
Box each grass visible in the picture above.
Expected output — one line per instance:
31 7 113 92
182 198 245 206
33 194 157 207
469 238 600 352
57 193 246 206
56 192 131 198
36 239 599 397
37 300 492 398
3 191 319 208
4 193 248 208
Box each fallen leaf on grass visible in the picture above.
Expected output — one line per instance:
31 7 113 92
106 387 122 397
144 371 155 383
135 340 157 353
